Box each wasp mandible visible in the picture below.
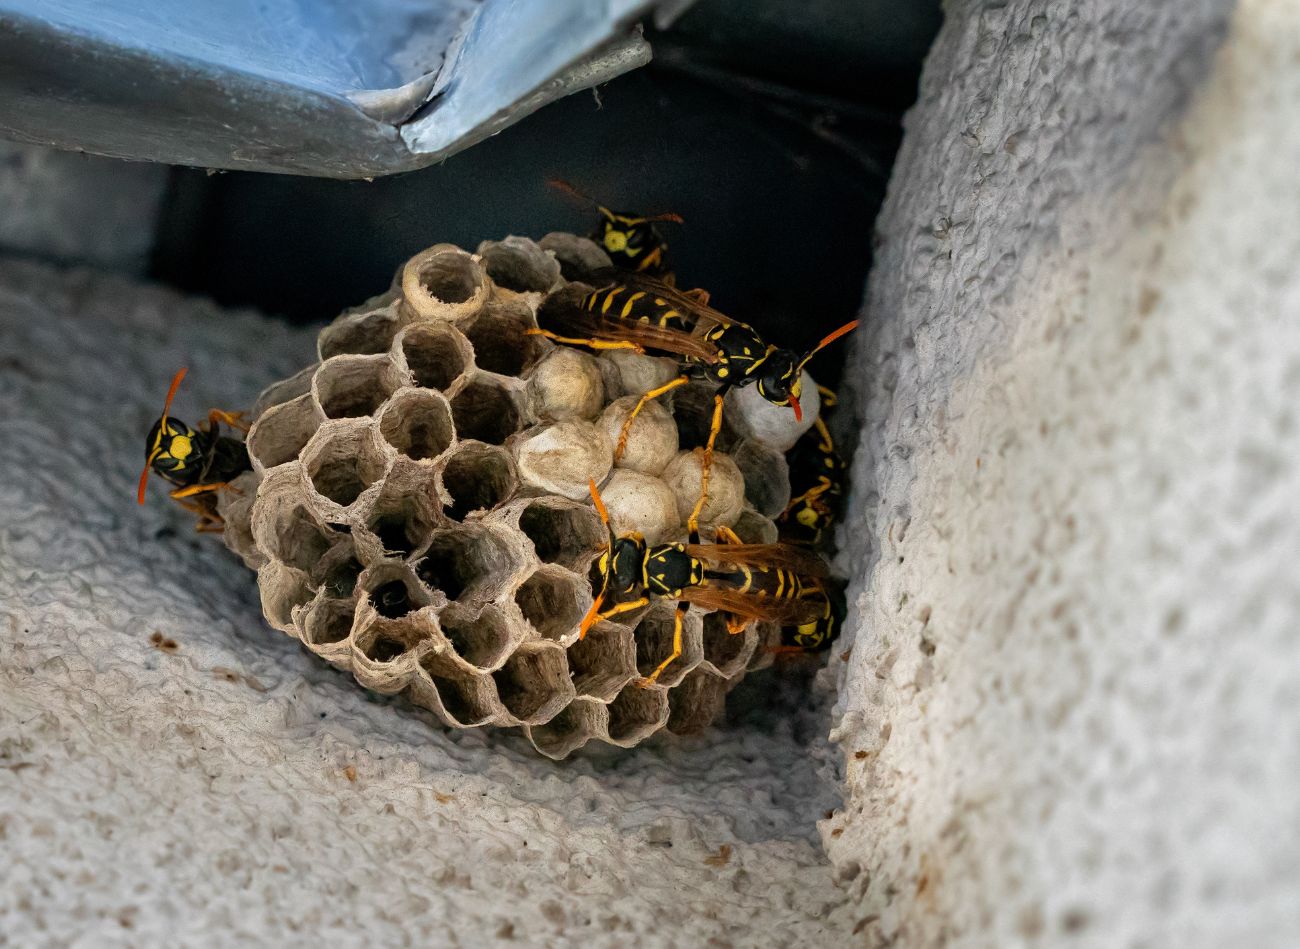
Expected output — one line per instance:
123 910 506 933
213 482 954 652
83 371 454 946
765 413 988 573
137 368 252 532
548 178 684 279
579 480 830 685
532 276 858 530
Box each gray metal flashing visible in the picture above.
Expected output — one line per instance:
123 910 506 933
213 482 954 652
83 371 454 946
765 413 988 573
0 0 674 178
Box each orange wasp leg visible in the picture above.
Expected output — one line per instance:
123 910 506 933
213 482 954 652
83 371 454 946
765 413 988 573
686 392 727 535
525 328 646 353
710 525 755 634
208 409 250 433
639 601 689 687
615 375 689 459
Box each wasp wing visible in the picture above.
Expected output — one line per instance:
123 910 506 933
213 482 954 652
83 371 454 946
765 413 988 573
595 271 745 332
680 586 827 625
538 290 718 363
682 542 830 578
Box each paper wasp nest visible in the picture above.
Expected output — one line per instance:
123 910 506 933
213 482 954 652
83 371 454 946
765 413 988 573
219 236 794 758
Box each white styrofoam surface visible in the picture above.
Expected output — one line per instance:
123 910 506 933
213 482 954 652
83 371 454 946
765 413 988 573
0 261 851 946
829 1 1300 946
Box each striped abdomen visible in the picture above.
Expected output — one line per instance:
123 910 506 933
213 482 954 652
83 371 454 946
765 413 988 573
581 284 694 331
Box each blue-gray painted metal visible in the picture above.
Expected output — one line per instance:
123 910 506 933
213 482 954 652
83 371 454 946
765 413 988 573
0 0 673 178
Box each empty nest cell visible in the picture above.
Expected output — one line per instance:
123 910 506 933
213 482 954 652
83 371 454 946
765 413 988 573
416 525 519 604
491 643 574 724
526 698 607 759
314 354 400 420
360 563 433 621
605 685 670 746
476 237 560 295
260 501 332 573
313 540 364 598
378 389 454 461
666 670 730 736
364 486 440 559
399 323 472 392
303 425 388 508
449 378 523 445
438 602 517 671
253 364 317 418
303 596 358 648
258 561 315 632
565 622 638 701
440 443 517 520
516 498 605 571
418 657 499 728
401 247 489 321
247 393 322 470
318 301 405 359
513 566 586 642
463 302 547 376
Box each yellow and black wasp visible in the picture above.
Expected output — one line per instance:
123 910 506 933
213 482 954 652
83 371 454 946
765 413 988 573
548 178 683 279
777 584 846 653
778 385 846 550
532 274 858 529
137 368 251 532
579 480 831 685
773 385 848 653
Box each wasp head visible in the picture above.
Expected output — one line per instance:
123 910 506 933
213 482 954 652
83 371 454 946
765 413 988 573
754 349 804 420
145 415 201 477
601 533 647 597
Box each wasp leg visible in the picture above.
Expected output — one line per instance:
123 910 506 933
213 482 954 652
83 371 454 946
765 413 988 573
525 328 646 354
709 527 753 633
639 600 689 687
714 525 744 546
686 392 727 534
681 287 711 305
782 480 833 517
615 375 689 460
208 409 250 433
169 482 233 500
725 614 753 635
598 596 649 622
170 496 226 533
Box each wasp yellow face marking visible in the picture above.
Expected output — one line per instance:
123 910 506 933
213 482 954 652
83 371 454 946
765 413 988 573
797 507 820 528
170 434 193 463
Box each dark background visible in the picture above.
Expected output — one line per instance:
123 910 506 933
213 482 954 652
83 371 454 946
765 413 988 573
150 0 941 378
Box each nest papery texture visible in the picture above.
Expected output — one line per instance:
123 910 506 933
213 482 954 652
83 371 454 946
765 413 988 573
223 235 791 758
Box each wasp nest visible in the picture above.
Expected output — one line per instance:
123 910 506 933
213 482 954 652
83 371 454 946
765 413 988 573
219 236 800 758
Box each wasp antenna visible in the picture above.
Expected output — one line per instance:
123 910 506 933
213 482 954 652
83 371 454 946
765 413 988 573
797 320 860 372
137 367 189 505
640 211 685 225
160 367 188 420
136 462 153 506
547 178 600 210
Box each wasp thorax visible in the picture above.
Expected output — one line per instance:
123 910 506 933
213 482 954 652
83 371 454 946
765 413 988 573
222 234 784 759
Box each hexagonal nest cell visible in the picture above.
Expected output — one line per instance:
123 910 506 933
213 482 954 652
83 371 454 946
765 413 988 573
225 235 803 758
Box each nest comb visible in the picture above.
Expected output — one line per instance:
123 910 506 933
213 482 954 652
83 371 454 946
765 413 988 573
218 234 797 758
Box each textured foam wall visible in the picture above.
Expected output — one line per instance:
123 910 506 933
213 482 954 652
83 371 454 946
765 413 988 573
828 1 1300 946
0 259 849 944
